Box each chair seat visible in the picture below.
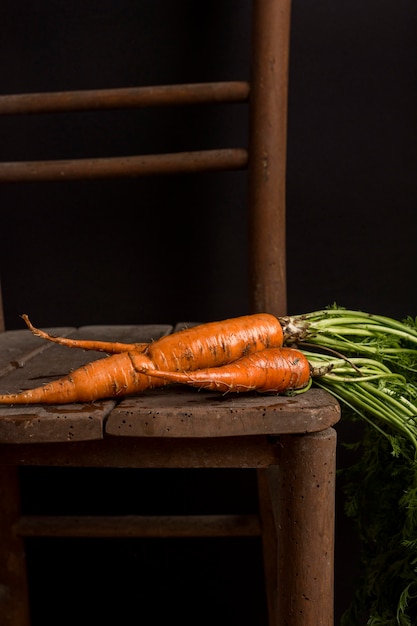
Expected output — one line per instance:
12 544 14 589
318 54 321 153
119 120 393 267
0 323 340 446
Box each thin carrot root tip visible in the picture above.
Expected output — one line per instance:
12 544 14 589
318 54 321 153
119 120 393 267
19 314 150 355
21 314 42 336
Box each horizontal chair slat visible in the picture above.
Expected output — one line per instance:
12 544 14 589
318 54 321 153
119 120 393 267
0 81 250 115
15 513 261 538
0 148 248 182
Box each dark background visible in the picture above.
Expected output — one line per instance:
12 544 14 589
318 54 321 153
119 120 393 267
1 1 416 624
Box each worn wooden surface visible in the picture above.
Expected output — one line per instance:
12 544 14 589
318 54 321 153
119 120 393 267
106 386 339 437
0 325 340 444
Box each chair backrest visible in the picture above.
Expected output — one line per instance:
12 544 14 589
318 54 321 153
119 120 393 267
0 0 291 332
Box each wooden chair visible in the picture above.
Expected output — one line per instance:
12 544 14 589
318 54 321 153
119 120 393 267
0 1 340 624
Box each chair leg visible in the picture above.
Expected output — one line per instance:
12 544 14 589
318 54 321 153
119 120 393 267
0 465 31 626
257 468 278 626
274 428 337 626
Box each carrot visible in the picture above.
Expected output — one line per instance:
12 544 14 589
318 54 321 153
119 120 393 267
0 351 164 405
145 313 284 370
137 347 312 394
0 313 284 404
21 313 284 364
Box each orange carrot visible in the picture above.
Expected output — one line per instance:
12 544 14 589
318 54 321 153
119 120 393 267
137 347 312 394
145 313 284 371
0 313 284 404
21 313 284 364
0 351 162 404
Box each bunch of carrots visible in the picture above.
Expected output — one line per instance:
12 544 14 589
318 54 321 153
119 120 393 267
0 308 416 421
0 312 319 404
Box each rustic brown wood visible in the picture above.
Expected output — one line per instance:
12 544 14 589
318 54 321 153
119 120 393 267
0 148 248 182
78 323 172 342
0 327 76 376
0 403 110 443
0 435 282 468
0 278 4 333
257 469 278 626
15 513 261 538
248 0 291 317
276 428 337 626
107 387 339 437
0 465 31 626
0 81 249 115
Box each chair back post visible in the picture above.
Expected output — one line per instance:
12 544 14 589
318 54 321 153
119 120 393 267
0 278 4 333
248 0 291 318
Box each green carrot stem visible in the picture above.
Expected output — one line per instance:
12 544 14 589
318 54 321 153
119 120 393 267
306 354 397 374
322 373 405 384
359 381 417 420
317 379 417 451
312 378 407 447
302 307 417 328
